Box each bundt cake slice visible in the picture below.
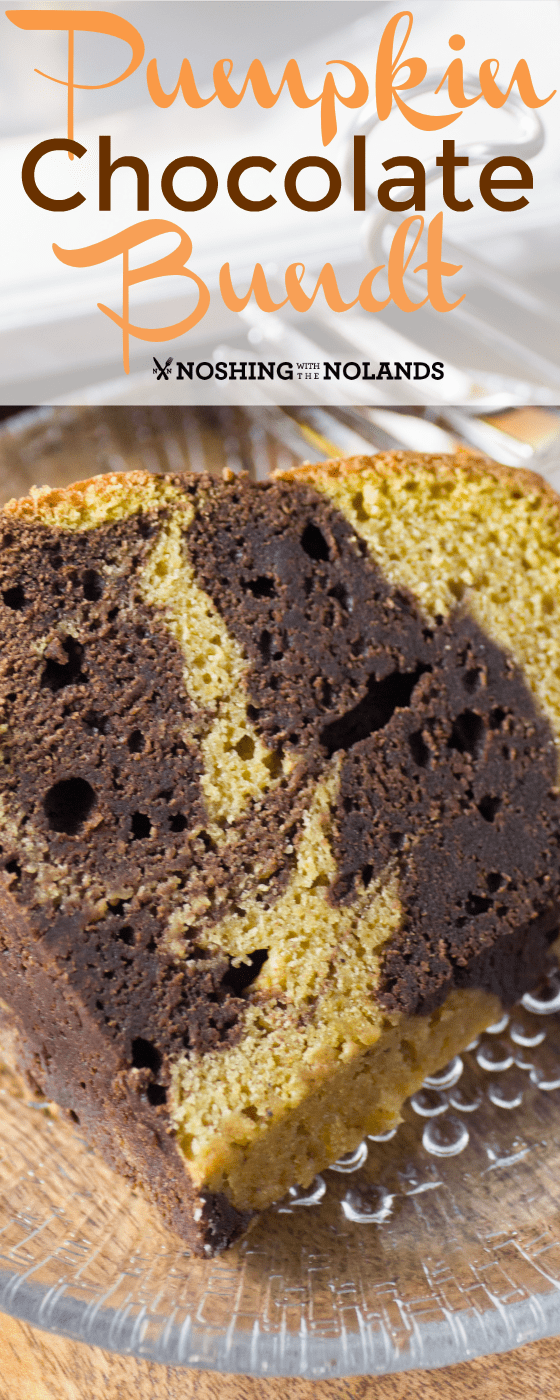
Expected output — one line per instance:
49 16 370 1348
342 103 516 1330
0 452 558 1254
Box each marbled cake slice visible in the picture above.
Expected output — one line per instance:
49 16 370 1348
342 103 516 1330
0 452 558 1253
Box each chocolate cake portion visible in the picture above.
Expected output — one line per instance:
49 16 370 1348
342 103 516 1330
0 456 558 1249
333 610 560 1015
186 474 560 1014
0 507 247 1060
185 473 428 752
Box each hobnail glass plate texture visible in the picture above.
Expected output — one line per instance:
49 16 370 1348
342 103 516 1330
2 974 560 1374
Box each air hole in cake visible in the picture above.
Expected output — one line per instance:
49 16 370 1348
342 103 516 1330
449 709 485 758
327 584 349 614
464 667 483 692
301 522 330 561
223 949 269 995
491 707 507 729
235 735 255 760
131 812 151 839
44 778 96 835
147 1083 167 1106
465 893 493 916
127 729 145 753
5 859 21 883
320 665 430 756
82 569 103 602
170 812 187 832
132 1037 162 1074
258 629 271 661
245 576 276 598
2 584 25 611
83 711 108 734
118 926 134 945
41 636 86 692
351 490 368 522
69 1110 80 1124
487 872 503 893
318 679 332 709
478 795 501 823
264 750 283 779
409 730 430 768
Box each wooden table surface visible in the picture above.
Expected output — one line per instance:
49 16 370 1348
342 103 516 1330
0 1317 558 1400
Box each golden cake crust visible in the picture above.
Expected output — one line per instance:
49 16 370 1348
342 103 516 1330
275 447 560 513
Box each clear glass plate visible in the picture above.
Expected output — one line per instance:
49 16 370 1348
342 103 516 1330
2 971 560 1375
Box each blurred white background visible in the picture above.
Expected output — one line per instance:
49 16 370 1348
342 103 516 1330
1 0 559 406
